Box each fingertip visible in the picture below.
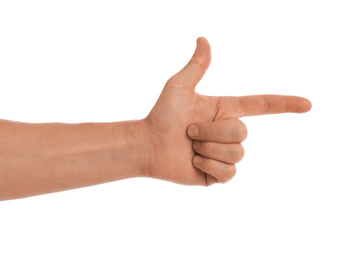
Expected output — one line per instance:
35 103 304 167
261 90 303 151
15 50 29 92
287 96 312 113
296 97 312 113
192 36 211 67
302 98 312 113
168 37 212 90
196 36 208 45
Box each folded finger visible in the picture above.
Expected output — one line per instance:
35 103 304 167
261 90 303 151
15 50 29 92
187 119 247 143
193 155 236 184
193 141 244 164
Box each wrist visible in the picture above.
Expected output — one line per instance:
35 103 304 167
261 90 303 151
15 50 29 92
108 119 152 179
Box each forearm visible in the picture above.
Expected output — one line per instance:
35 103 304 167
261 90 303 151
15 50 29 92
0 119 149 200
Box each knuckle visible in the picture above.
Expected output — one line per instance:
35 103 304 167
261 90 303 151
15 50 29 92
230 127 242 140
263 97 270 114
231 145 245 162
219 175 229 183
232 120 248 141
166 74 186 88
192 56 205 66
219 179 228 184
230 165 237 177
241 122 248 141
219 164 237 183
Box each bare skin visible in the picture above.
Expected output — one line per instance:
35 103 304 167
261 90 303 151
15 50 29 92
0 37 311 200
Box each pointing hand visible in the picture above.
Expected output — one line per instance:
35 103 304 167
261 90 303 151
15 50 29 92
142 37 311 186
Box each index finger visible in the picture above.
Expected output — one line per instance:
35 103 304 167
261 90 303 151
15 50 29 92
224 95 312 118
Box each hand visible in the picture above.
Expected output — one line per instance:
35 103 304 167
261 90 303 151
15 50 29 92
142 37 311 186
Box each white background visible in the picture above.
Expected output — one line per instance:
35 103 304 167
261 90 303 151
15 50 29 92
0 0 339 259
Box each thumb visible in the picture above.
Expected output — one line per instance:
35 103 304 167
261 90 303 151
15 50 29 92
167 37 211 89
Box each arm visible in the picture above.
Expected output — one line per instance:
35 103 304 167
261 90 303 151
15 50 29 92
0 37 311 201
0 119 150 200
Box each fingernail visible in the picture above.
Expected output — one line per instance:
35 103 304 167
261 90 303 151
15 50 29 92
193 155 202 165
193 140 201 150
188 125 198 137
